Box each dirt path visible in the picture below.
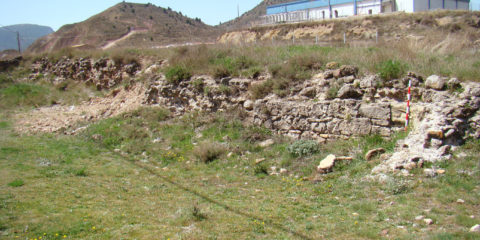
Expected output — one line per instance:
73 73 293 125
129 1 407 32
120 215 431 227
102 29 148 50
14 84 146 134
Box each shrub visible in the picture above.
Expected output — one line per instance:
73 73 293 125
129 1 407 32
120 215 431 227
326 85 340 99
254 163 269 176
242 66 262 79
8 179 24 187
242 126 272 143
249 80 273 100
287 140 319 157
269 64 282 78
193 141 226 163
190 78 205 92
165 65 192 84
377 60 407 81
212 64 232 79
111 51 139 65
218 85 232 95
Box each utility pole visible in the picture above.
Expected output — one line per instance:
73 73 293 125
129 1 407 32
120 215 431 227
16 32 21 53
237 4 240 18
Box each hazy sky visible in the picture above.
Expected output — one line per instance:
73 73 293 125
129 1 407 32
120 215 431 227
0 0 263 31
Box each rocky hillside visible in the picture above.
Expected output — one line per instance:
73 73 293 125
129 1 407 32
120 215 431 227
220 0 292 30
219 10 480 49
27 2 218 53
0 24 53 52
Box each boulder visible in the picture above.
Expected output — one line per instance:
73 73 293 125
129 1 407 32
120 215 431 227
447 78 461 89
326 62 340 69
299 87 317 98
425 75 446 90
244 100 254 110
427 130 444 139
360 103 391 121
365 148 386 161
470 224 480 233
317 154 336 174
360 75 379 89
339 65 359 77
337 84 362 99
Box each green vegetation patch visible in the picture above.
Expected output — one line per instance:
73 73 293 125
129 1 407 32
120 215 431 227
377 59 408 81
165 65 192 84
7 179 25 187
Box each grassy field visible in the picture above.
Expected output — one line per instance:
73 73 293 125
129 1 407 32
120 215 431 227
1 103 479 239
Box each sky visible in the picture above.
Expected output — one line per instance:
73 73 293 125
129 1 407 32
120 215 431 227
0 0 263 31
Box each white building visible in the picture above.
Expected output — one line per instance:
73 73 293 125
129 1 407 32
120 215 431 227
264 0 470 24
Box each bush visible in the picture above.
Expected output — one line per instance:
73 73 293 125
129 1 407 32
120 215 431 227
249 80 273 100
190 78 205 92
377 60 407 81
287 140 319 157
193 141 226 163
326 85 340 99
254 163 269 176
242 126 272 143
212 64 232 79
165 65 192 84
242 66 262 79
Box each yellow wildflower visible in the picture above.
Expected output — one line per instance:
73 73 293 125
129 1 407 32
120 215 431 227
92 226 96 230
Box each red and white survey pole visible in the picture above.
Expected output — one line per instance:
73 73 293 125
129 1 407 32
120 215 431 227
405 79 412 131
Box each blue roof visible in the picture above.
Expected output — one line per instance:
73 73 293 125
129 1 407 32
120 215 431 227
266 0 355 15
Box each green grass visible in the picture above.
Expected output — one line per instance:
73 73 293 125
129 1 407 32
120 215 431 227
7 179 24 187
1 106 479 239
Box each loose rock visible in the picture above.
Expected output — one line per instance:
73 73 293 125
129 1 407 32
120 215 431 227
317 154 336 174
365 148 386 161
424 218 434 225
470 224 480 233
258 139 275 148
425 75 446 90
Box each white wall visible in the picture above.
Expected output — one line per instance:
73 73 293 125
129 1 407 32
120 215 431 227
357 0 383 15
395 0 415 12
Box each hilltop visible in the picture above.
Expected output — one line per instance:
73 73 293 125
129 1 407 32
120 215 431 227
0 24 53 52
220 0 292 30
27 2 218 53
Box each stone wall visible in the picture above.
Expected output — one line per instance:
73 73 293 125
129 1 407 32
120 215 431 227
31 57 140 90
27 58 480 172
